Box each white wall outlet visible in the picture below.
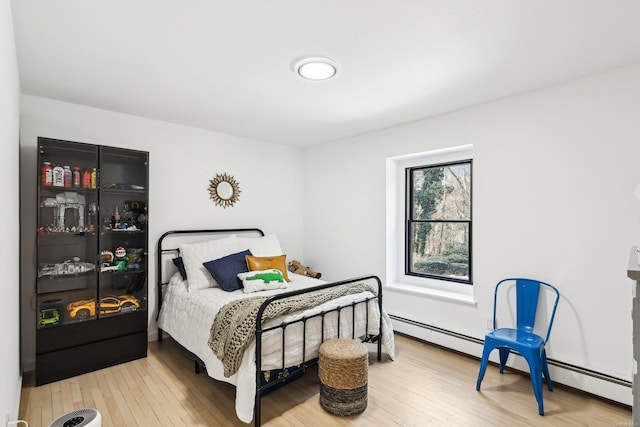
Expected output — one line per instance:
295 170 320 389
486 316 493 330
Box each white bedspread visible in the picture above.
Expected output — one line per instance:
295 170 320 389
157 272 395 423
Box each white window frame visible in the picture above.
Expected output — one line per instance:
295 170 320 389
386 144 475 303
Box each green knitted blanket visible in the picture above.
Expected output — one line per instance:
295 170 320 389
208 283 375 377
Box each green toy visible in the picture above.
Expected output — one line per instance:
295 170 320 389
245 272 284 283
114 246 129 271
39 308 60 326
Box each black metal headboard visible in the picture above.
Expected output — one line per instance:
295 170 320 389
155 228 265 320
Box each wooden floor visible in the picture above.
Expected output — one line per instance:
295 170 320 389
20 333 631 426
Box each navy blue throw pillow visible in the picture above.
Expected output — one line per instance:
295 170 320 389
203 249 252 292
172 257 188 280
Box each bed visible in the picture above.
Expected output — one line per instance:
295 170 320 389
156 228 395 425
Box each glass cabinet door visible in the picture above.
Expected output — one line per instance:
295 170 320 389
97 146 148 317
37 139 99 328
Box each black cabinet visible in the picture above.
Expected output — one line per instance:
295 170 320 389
36 137 148 385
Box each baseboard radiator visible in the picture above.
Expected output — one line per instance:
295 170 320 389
389 314 631 388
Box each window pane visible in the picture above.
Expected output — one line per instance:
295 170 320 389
410 222 470 280
411 163 471 220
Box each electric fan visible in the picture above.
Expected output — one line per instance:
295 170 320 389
48 408 101 427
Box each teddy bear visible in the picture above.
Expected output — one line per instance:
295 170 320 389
288 260 321 279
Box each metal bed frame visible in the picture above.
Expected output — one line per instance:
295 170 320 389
156 229 383 426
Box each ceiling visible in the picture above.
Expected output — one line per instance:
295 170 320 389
10 1 640 148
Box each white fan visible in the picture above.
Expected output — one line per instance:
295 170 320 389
48 408 101 427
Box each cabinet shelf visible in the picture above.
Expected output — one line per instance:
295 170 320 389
101 187 145 194
38 231 96 237
40 185 95 193
99 269 146 275
102 229 146 235
37 273 97 294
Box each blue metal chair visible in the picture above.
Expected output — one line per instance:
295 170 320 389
476 278 560 415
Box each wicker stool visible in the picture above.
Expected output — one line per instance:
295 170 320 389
318 338 369 416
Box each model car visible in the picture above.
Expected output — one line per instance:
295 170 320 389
99 295 140 314
67 294 140 319
39 308 60 326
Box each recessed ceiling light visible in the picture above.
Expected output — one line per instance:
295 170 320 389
294 57 338 81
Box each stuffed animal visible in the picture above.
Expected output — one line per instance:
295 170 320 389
288 260 321 279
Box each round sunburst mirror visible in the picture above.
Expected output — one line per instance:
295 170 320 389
208 173 241 208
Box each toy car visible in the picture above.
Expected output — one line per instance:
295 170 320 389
67 295 140 319
100 295 140 314
39 308 60 326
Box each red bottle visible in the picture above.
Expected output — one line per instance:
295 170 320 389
41 162 53 186
82 169 91 188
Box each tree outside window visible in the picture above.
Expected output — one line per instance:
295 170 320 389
406 160 472 284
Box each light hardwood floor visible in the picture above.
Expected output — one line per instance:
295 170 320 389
20 333 631 426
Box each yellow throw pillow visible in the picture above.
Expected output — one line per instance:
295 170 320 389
245 255 291 282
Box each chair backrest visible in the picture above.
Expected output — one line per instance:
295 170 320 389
493 278 560 342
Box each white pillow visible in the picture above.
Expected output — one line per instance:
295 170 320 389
179 235 238 291
169 271 185 286
238 269 287 293
236 234 283 256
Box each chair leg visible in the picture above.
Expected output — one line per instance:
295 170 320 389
542 350 553 391
532 368 544 415
498 348 510 374
476 345 493 390
523 354 545 415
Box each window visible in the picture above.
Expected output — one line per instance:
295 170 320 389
406 160 472 284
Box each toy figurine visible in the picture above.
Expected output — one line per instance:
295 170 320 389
126 248 143 270
114 246 129 271
100 250 114 265
100 250 118 272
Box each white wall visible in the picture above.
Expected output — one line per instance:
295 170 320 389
1 0 22 422
302 64 640 403
19 95 305 369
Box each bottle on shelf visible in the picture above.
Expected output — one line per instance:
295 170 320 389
52 165 64 187
41 162 53 187
63 166 72 188
82 169 91 188
112 205 121 229
72 166 81 188
91 167 97 189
